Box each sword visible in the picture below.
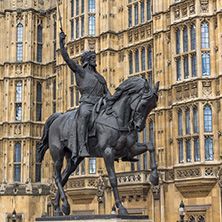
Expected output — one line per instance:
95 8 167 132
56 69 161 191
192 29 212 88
56 0 63 32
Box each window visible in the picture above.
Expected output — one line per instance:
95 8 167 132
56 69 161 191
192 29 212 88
36 83 42 121
89 0 95 12
141 48 146 71
53 103 56 113
201 22 209 48
141 1 145 23
148 73 152 87
81 0 85 13
147 0 151 20
76 0 79 15
193 106 199 133
191 25 196 50
134 4 139 25
202 53 210 76
54 21 57 60
37 25 43 62
128 6 132 27
71 88 74 107
176 29 181 54
16 23 23 61
81 17 85 36
131 162 135 171
89 157 96 174
179 140 184 163
205 136 213 161
76 19 79 38
71 71 74 85
178 109 183 136
191 54 197 77
53 80 56 100
204 105 212 132
14 143 21 182
176 58 181 80
135 50 139 73
71 0 74 17
149 120 154 144
148 46 152 69
36 145 41 182
194 138 200 161
71 20 74 40
81 159 85 175
89 15 95 35
129 51 133 74
183 27 188 52
186 139 191 162
143 125 147 170
184 55 189 79
185 109 191 134
15 82 22 121
137 155 141 170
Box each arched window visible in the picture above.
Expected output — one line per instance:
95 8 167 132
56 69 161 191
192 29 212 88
37 25 43 62
176 29 181 54
191 24 196 50
81 17 85 36
186 139 191 162
89 157 96 174
71 0 74 17
194 138 200 161
14 143 21 182
205 136 213 161
81 159 85 175
129 51 133 74
204 105 212 132
71 88 74 107
148 46 152 69
183 27 188 52
16 23 23 61
141 1 145 23
134 4 139 25
76 18 79 38
149 120 154 144
89 15 95 35
81 0 85 13
185 109 190 134
184 55 189 79
89 0 95 12
36 83 42 121
191 54 197 77
53 80 56 100
179 140 184 163
76 0 79 15
193 106 199 133
201 22 209 48
202 52 210 76
135 50 139 73
128 6 132 27
15 82 22 121
178 109 183 135
141 48 146 71
176 58 181 80
36 144 41 182
147 0 151 20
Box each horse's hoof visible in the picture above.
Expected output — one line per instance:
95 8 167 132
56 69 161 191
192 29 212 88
149 170 159 186
118 206 129 216
62 202 70 215
55 210 63 216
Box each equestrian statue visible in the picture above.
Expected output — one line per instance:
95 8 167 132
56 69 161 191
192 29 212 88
37 27 160 216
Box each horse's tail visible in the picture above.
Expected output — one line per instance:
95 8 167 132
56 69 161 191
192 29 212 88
36 113 62 163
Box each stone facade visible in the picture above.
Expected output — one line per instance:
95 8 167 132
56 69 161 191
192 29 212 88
0 0 221 222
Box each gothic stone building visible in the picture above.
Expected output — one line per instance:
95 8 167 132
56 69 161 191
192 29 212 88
0 0 221 222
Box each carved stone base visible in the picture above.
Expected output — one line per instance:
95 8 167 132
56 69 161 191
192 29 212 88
36 215 151 222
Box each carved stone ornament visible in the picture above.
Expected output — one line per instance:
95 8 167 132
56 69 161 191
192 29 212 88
202 81 212 97
200 0 209 13
88 39 96 50
182 5 188 17
128 32 132 43
189 4 195 14
151 185 160 200
96 176 107 203
217 167 222 188
174 7 180 19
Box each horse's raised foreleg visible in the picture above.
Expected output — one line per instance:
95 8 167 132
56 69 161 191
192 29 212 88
54 156 84 216
130 142 159 185
103 147 128 216
146 142 158 186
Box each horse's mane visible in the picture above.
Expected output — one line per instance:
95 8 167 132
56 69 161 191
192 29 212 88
106 77 154 114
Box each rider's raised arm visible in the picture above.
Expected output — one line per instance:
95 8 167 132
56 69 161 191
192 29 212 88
59 32 85 78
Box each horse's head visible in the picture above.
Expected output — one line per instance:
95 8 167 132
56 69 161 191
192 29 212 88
130 80 159 132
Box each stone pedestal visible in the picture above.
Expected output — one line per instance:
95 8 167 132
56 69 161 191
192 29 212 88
35 215 152 222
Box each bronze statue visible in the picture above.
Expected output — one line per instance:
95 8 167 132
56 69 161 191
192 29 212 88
59 31 111 158
37 75 159 216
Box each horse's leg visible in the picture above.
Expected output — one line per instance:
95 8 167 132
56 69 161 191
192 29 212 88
103 147 128 216
130 142 159 185
54 156 84 216
146 142 158 186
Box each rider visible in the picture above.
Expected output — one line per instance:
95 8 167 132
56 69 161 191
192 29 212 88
59 31 111 158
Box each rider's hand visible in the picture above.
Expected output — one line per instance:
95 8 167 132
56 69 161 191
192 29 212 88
60 31 66 41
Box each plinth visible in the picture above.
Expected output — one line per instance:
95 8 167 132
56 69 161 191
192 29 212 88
35 215 152 222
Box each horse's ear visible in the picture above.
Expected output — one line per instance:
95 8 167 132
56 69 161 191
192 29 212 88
154 81 160 92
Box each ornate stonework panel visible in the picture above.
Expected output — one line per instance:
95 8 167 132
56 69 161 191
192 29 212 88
200 0 209 13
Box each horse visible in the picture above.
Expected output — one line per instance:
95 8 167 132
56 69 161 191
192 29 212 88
37 77 159 216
